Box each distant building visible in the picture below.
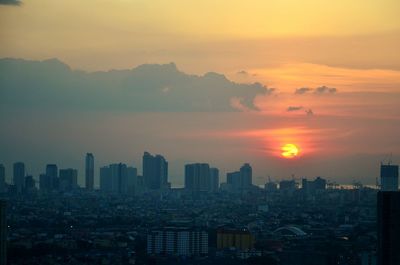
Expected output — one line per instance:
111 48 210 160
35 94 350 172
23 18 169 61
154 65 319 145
147 227 208 257
265 181 278 192
85 153 94 190
217 228 255 251
226 163 253 192
240 163 252 188
377 191 400 265
59 168 78 192
185 163 211 193
0 200 6 265
143 152 168 190
302 176 327 197
13 162 25 193
0 165 5 193
380 164 398 191
24 175 36 193
100 163 138 195
45 164 58 191
210 167 219 192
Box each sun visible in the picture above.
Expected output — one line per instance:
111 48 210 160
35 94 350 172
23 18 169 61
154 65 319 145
281 144 299 158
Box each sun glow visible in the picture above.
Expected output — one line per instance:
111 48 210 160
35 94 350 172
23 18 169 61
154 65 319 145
281 144 299 158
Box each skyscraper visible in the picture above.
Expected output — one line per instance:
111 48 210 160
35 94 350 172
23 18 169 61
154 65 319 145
99 163 138 195
0 165 5 193
0 200 6 265
46 164 58 191
377 191 400 265
240 163 252 188
210 167 219 192
85 153 94 190
143 152 168 190
380 164 399 191
59 168 78 192
185 163 211 193
13 162 25 194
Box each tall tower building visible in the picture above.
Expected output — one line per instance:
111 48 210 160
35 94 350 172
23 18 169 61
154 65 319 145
0 165 5 193
377 191 400 265
59 168 78 192
13 162 25 193
46 164 58 191
185 163 211 193
0 200 6 265
143 152 168 190
210 167 219 192
381 164 399 191
85 153 94 190
240 163 252 188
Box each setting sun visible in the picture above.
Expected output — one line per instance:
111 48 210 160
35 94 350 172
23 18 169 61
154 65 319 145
281 144 299 159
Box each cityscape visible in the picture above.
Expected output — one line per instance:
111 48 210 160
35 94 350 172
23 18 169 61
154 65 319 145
1 0 400 264
0 153 399 264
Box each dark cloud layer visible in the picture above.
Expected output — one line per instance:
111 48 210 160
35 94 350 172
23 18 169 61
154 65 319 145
0 0 21 5
0 58 272 112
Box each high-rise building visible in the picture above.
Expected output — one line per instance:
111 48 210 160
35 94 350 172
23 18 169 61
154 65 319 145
380 164 399 191
0 165 5 193
100 163 138 195
240 163 252 188
46 164 58 191
377 191 400 265
59 168 78 192
85 153 94 190
24 175 36 194
143 152 168 190
13 162 25 193
0 200 6 265
147 227 208 257
210 167 219 192
226 163 253 192
185 163 211 193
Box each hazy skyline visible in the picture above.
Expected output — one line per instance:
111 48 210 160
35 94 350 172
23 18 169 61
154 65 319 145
0 0 399 187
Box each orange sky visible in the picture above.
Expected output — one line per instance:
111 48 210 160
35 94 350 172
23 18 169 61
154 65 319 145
0 0 399 185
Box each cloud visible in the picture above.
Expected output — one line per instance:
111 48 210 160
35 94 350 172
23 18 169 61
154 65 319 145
287 106 304 112
305 109 314 115
0 58 272 112
0 0 21 5
237 70 249 75
314 86 337 94
295 87 312 94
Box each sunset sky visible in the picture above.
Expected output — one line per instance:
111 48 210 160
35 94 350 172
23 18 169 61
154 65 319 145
0 0 399 186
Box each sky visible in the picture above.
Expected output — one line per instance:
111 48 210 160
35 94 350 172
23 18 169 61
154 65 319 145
0 0 399 187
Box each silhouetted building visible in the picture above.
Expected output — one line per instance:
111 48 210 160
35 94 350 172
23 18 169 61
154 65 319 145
143 152 168 190
265 181 278 192
24 175 36 193
240 163 252 188
100 163 138 195
185 163 210 193
85 153 94 190
0 165 5 193
44 164 58 191
302 176 327 198
377 191 400 265
226 164 253 192
210 167 219 192
13 162 25 193
380 164 398 191
59 168 78 192
147 227 208 257
0 200 6 265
